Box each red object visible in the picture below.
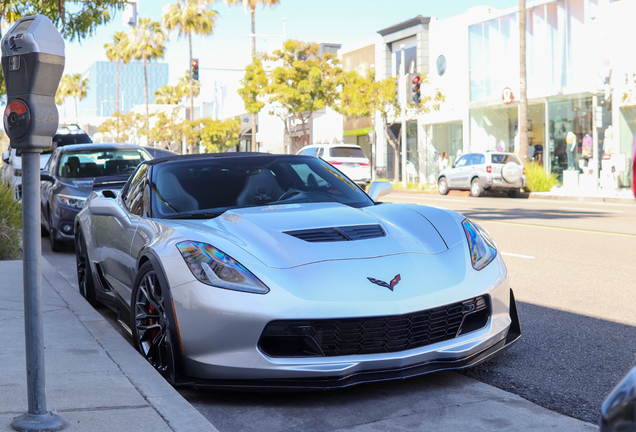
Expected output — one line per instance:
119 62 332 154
523 167 526 175
412 75 421 84
191 59 198 67
358 162 371 166
329 161 343 165
486 165 492 173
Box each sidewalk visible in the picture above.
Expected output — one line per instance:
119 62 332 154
0 258 217 432
0 258 597 432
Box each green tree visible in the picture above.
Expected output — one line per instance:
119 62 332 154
129 18 168 136
162 0 218 135
154 70 201 105
336 69 444 182
225 0 280 152
59 73 89 123
239 40 343 152
98 111 145 144
148 110 184 151
104 31 132 114
200 117 241 152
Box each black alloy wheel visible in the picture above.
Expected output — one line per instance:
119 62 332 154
75 229 100 307
132 262 176 380
48 212 64 252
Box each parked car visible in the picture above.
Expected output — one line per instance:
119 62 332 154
438 152 527 198
297 143 371 189
41 143 151 252
142 146 178 159
75 152 520 389
1 124 93 201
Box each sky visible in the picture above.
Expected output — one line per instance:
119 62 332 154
64 0 519 86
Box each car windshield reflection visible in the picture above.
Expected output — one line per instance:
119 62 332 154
151 156 373 218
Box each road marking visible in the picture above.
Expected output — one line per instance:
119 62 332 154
558 207 623 214
501 252 535 259
475 219 636 238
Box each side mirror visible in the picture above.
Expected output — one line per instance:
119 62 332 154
40 171 53 183
89 196 131 228
2 150 9 163
367 181 393 201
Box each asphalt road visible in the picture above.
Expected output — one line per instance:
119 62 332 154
41 193 636 428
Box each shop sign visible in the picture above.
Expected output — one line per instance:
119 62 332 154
502 87 514 105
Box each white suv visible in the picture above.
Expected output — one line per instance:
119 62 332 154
297 143 371 188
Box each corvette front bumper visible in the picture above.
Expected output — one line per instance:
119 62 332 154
168 247 520 389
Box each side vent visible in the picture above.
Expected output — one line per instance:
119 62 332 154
285 224 386 243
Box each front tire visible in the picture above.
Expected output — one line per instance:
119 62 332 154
75 228 100 307
131 262 177 382
470 178 484 197
438 177 449 195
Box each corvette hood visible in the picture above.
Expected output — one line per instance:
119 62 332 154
174 203 448 269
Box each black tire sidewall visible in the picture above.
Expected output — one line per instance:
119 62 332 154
131 261 178 383
76 229 99 306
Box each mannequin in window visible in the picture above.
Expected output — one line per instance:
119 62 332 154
603 125 615 155
566 131 577 170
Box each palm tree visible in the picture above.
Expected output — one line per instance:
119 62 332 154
129 18 168 137
104 31 132 114
226 0 280 152
64 73 89 123
163 0 218 131
55 74 73 120
518 0 528 162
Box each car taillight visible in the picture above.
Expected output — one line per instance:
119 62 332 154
523 167 526 175
359 162 370 166
329 161 343 165
486 165 492 173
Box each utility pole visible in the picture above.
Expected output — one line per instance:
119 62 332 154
400 44 407 189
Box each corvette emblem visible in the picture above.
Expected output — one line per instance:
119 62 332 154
367 274 401 291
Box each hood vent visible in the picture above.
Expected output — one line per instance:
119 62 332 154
285 224 386 243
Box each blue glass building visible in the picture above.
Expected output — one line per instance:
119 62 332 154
79 61 169 118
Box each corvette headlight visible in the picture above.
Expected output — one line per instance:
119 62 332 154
462 219 497 271
56 194 86 209
176 240 269 294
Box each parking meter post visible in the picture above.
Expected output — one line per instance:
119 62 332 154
1 15 67 432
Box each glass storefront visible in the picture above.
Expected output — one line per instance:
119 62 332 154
469 104 518 153
619 107 636 187
546 94 611 180
425 121 463 183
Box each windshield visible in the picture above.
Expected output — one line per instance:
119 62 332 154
58 149 151 178
151 155 374 218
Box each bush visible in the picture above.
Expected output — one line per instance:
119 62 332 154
0 179 22 260
524 162 560 192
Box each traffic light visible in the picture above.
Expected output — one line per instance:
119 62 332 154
191 59 199 81
408 72 421 105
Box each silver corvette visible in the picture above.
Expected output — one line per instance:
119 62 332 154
74 153 520 389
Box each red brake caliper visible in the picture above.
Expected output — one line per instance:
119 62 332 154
149 303 159 340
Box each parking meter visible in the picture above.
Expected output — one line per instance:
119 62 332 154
1 15 64 150
1 14 67 432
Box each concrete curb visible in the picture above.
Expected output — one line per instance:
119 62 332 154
40 257 218 432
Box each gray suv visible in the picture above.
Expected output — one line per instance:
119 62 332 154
438 152 526 197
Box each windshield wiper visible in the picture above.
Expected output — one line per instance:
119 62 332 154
162 211 225 220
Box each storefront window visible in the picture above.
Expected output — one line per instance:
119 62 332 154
425 121 463 183
470 105 518 153
391 37 416 76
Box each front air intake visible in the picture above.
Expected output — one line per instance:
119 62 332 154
284 224 385 243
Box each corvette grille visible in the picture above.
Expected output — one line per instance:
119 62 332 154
284 224 386 242
259 296 490 357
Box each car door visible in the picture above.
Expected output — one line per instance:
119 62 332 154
99 164 148 303
447 154 470 188
40 150 59 228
